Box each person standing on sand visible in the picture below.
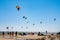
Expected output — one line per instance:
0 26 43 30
10 32 11 38
2 32 4 38
15 32 17 37
11 32 14 39
15 32 18 40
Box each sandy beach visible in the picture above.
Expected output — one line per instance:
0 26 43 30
0 35 60 40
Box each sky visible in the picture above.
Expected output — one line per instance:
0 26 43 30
0 0 60 32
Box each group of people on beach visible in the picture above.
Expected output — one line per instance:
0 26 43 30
0 32 60 40
2 32 17 38
2 32 45 37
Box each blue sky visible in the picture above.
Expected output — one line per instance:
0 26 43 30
0 0 60 32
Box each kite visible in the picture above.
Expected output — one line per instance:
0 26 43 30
33 24 35 26
16 5 20 11
23 16 27 20
54 18 56 21
40 21 42 24
6 27 9 29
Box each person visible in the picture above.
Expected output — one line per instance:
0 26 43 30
12 32 14 39
15 32 17 40
15 32 17 37
2 32 4 38
7 32 9 35
38 32 41 36
10 32 11 38
28 32 32 35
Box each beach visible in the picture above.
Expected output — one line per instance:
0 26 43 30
0 34 60 40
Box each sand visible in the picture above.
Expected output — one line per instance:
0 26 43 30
0 35 60 40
